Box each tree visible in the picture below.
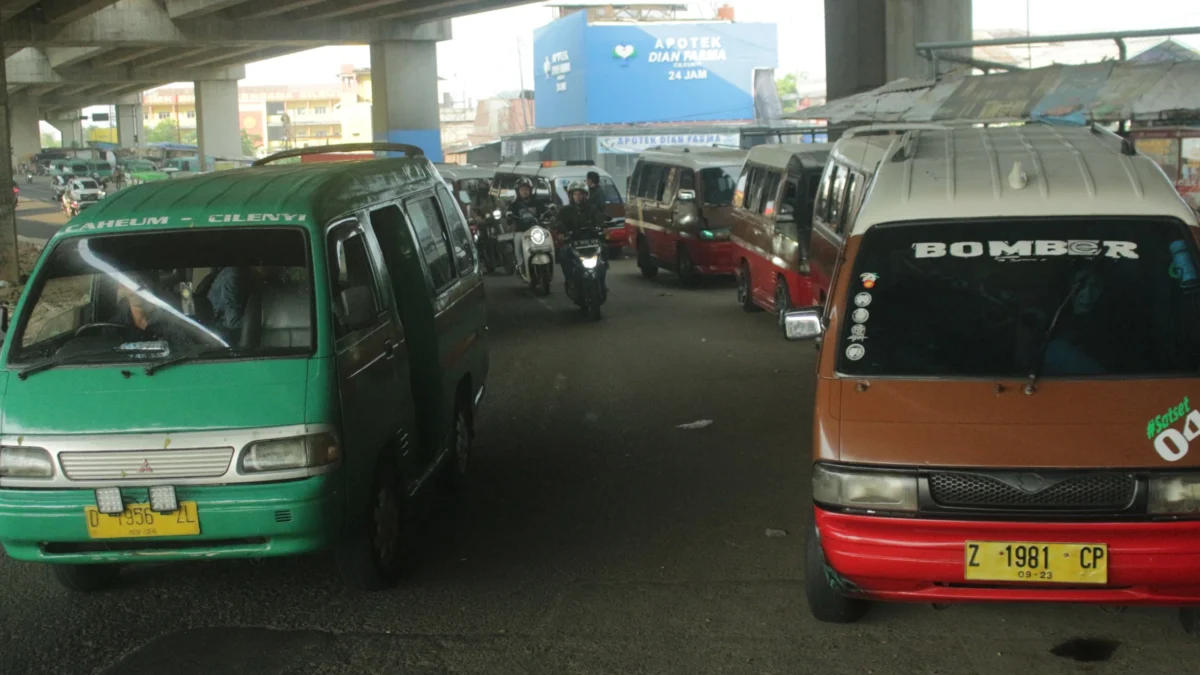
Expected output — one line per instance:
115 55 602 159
241 130 261 157
145 119 181 144
40 132 60 149
776 73 799 112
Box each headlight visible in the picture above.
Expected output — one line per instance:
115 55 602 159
238 432 341 473
0 446 54 478
1149 474 1200 514
492 209 502 219
581 256 599 269
530 227 548 245
812 464 918 512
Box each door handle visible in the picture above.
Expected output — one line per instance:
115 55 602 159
383 339 399 359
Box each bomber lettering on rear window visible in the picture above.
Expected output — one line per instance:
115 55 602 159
63 216 169 233
207 213 308 224
912 240 1139 261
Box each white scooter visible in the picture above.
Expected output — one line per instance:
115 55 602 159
514 210 556 296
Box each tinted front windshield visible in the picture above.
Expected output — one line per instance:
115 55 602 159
71 164 88 173
9 228 313 366
77 180 99 190
699 166 739 205
839 218 1200 377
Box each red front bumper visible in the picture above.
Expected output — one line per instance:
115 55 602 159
604 226 625 249
688 240 736 276
816 507 1200 605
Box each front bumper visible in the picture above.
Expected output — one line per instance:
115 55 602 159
0 475 342 564
687 240 736 276
815 507 1200 605
604 227 626 249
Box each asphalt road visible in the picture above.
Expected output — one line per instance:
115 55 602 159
15 176 71 242
2 257 1200 674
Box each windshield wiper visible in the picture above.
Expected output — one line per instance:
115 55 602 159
17 345 162 381
144 346 244 376
1025 255 1105 394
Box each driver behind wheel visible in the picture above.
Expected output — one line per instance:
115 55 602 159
109 274 193 344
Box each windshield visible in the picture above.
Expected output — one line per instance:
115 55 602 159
93 163 112 171
76 180 99 190
8 228 313 367
838 218 1200 378
71 164 88 173
699 166 739 206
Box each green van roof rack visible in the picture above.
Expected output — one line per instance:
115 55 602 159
252 142 425 167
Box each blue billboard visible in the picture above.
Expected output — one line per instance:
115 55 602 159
533 14 777 128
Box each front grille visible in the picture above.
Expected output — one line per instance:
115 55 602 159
928 472 1136 510
59 448 234 481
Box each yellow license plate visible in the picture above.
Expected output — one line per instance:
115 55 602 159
84 501 200 539
965 541 1108 584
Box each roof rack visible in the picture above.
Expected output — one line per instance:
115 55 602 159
253 142 424 167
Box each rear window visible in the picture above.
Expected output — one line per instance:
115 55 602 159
699 166 739 206
838 218 1200 378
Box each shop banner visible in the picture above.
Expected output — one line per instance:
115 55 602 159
597 133 740 154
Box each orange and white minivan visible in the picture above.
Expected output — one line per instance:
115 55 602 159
785 123 1200 633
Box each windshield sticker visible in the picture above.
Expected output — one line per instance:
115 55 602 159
845 344 866 361
853 292 872 307
912 240 1139 262
849 325 867 342
1149 396 1199 462
860 272 879 289
207 213 308 224
851 308 869 324
63 217 169 233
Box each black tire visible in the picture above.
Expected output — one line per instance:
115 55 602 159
637 238 658 279
538 271 551 296
335 457 411 590
1182 608 1200 636
677 245 698 287
804 525 869 623
52 563 119 592
585 285 602 321
440 404 474 493
775 277 791 327
737 262 760 313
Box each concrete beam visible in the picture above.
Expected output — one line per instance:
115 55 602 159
104 46 163 66
377 0 523 20
39 90 142 107
0 0 39 20
45 46 108 68
164 0 253 19
224 0 327 20
186 46 259 67
145 46 211 68
39 0 124 25
7 47 246 83
0 0 451 48
286 0 408 21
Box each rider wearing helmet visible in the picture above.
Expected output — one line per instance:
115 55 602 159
555 180 607 284
507 176 549 228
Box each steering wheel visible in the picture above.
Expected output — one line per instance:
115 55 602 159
74 322 137 338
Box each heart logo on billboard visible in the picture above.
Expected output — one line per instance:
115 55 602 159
613 44 636 60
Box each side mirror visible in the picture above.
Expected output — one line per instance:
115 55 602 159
784 307 825 341
338 286 376 331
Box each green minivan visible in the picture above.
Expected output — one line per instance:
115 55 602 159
0 143 489 591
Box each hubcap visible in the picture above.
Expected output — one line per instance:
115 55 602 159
372 486 400 564
454 413 471 474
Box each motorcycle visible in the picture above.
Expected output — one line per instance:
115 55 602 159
562 226 609 321
516 211 556 296
477 209 508 274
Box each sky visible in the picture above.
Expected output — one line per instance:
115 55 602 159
235 0 1200 100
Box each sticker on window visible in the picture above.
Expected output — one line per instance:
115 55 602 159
859 272 879 288
912 240 1139 262
1147 396 1200 462
853 292 872 307
845 344 865 361
851 308 869 324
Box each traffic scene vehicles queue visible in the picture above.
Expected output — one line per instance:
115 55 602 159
6 126 1200 634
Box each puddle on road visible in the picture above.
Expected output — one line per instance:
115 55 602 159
1050 637 1121 663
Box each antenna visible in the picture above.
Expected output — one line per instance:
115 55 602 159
1008 161 1028 189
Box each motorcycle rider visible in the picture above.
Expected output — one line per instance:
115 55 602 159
586 170 607 213
468 179 500 263
507 177 549 228
555 181 607 286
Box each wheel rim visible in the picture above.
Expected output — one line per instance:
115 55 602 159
372 486 400 565
454 413 471 475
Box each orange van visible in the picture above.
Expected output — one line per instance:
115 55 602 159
784 123 1200 633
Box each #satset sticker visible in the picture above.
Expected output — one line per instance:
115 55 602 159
1147 396 1200 462
851 308 869 324
845 344 866 361
854 292 872 307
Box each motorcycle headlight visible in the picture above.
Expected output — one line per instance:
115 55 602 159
238 432 341 473
1149 474 1200 515
812 463 918 512
581 256 599 269
530 227 548 246
0 446 54 479
492 209 502 219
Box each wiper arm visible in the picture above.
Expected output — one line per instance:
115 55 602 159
144 347 241 376
17 346 156 381
1025 256 1105 394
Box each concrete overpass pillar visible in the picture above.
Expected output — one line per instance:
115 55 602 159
0 38 16 284
195 80 241 166
824 0 971 100
370 41 442 162
52 114 84 149
116 104 144 151
9 99 40 171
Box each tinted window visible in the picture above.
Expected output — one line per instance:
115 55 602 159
71 164 88 173
746 167 767 213
678 169 695 191
437 186 477 276
407 195 457 290
599 177 623 204
658 167 674 202
816 164 838 224
639 164 663 200
329 228 381 339
759 172 782 216
698 167 738 206
837 218 1200 378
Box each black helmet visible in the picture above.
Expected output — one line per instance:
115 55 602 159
515 177 533 191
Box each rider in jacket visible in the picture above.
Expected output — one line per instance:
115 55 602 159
468 179 500 261
555 181 606 284
507 177 549 230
